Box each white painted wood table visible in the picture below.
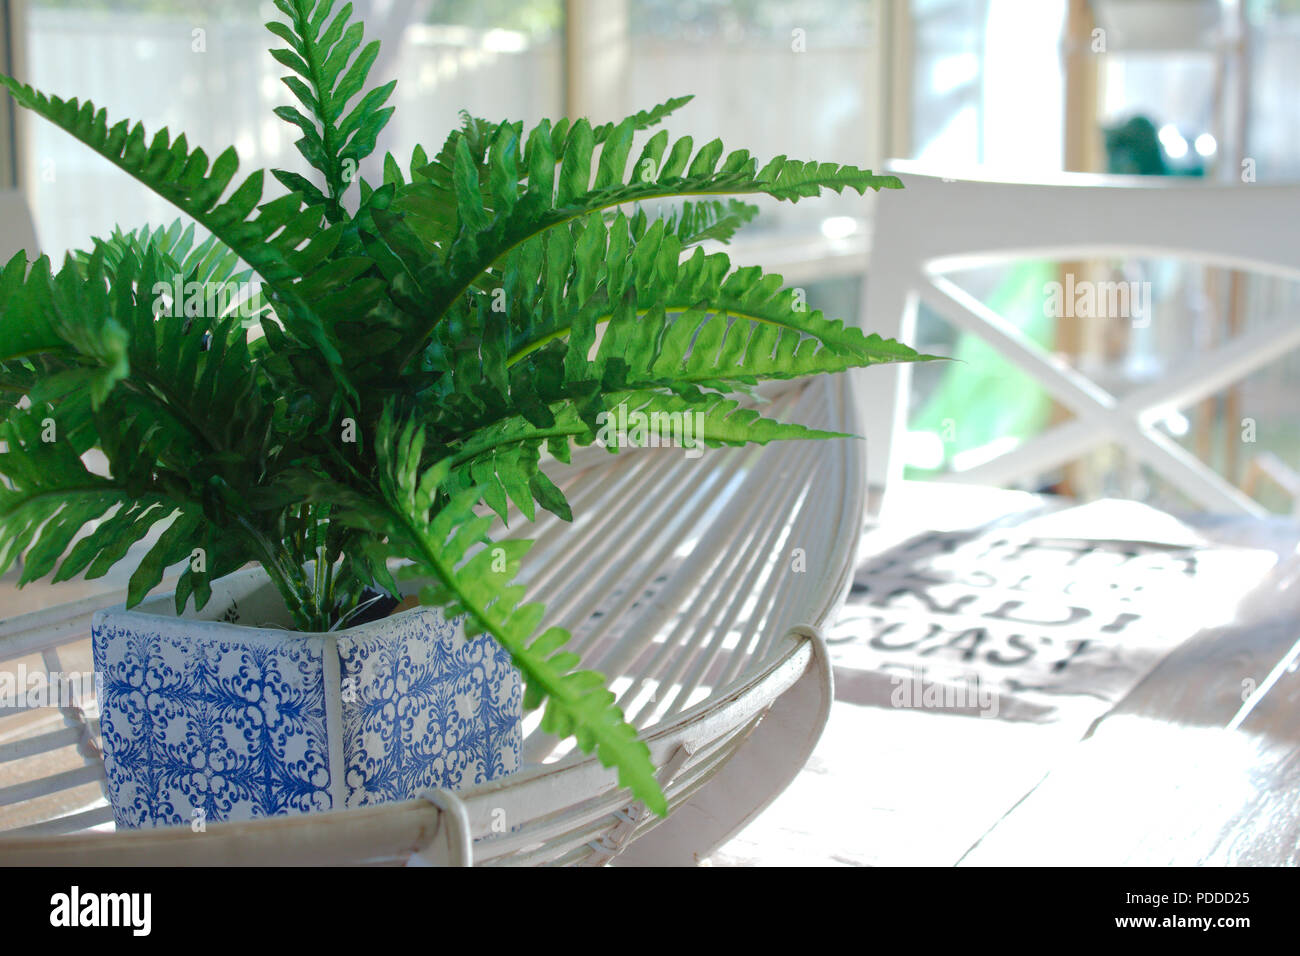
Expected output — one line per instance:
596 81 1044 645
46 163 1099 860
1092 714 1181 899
712 482 1300 866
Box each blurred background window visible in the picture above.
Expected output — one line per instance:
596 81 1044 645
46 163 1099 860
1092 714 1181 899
896 0 1300 518
3 0 1297 514
13 0 563 256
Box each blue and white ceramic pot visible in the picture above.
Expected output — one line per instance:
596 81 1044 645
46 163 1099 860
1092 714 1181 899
91 566 522 829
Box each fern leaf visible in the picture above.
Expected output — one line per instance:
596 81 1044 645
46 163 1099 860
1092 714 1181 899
388 118 902 366
0 75 359 371
486 214 938 402
80 221 270 326
269 0 395 221
0 408 187 591
367 410 666 815
0 251 129 410
656 198 760 246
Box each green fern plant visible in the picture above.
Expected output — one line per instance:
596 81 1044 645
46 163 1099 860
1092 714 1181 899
0 0 935 815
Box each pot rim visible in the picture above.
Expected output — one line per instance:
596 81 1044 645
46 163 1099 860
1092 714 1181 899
91 564 450 644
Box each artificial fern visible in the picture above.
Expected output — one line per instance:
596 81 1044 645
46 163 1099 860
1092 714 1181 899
0 0 936 814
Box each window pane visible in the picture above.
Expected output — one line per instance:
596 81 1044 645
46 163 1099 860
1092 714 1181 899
909 0 1065 170
620 0 884 238
384 1 563 169
20 0 562 258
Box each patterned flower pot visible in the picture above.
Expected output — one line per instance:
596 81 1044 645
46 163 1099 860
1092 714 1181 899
91 566 522 829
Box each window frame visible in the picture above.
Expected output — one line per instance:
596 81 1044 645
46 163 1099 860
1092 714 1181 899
0 0 27 191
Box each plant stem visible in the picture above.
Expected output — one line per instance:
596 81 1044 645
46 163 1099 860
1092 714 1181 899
234 514 315 631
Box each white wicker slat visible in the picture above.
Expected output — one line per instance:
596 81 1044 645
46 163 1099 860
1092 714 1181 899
513 448 761 760
612 626 833 866
621 727 762 838
567 450 751 661
722 379 862 684
0 765 104 807
0 724 93 763
0 700 55 719
775 481 838 626
508 819 629 867
588 447 766 684
535 454 699 601
0 799 457 866
577 388 808 695
536 451 749 659
514 387 802 573
10 804 114 836
751 495 825 664
676 410 838 696
475 788 645 862
491 743 733 867
40 645 108 795
0 593 106 660
649 425 826 690
619 442 814 726
790 380 861 624
538 724 763 867
748 413 856 665
512 392 805 653
725 484 819 674
507 439 683 559
0 715 105 820
661 470 814 719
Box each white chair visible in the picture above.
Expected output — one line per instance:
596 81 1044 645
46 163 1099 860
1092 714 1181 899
0 372 859 865
858 162 1300 517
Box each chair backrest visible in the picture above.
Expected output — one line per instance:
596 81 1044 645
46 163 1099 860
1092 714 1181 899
859 162 1300 516
0 189 38 262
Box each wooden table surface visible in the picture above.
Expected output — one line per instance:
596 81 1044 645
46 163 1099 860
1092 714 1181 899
712 482 1300 866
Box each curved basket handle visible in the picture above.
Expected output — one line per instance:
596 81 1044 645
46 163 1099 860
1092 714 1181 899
611 624 833 866
411 788 473 867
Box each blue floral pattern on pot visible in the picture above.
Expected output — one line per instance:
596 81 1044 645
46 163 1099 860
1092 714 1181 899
92 571 522 829
337 607 522 806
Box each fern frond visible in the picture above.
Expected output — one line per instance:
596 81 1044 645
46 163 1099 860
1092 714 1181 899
0 251 129 410
654 197 760 246
450 212 936 422
353 411 665 814
0 402 249 612
0 407 194 598
435 386 849 530
0 76 370 373
607 389 851 447
380 96 696 249
268 0 396 221
387 115 901 367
